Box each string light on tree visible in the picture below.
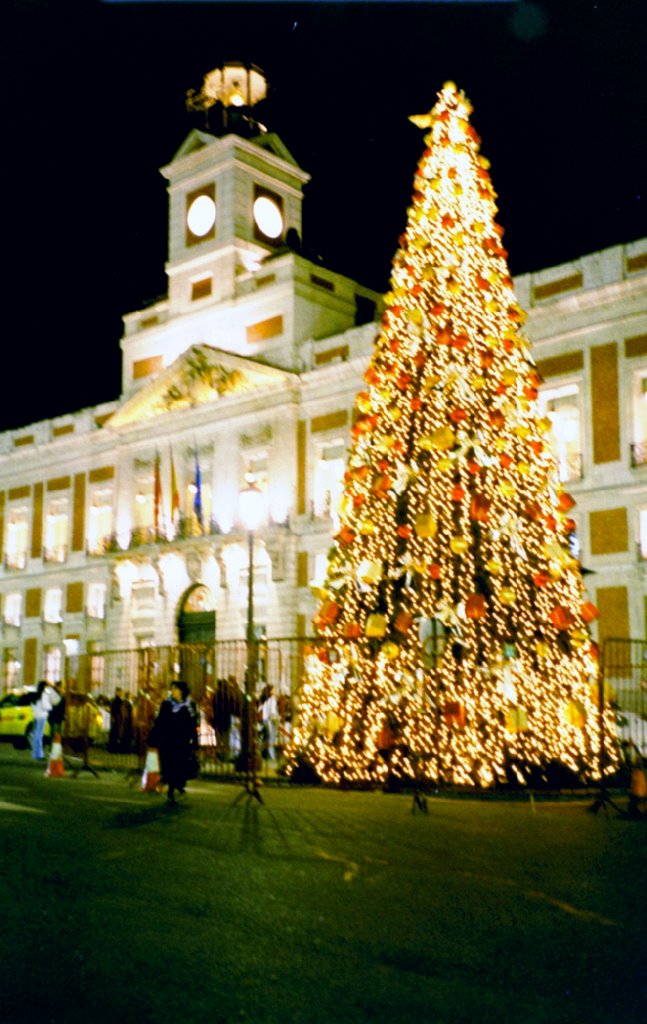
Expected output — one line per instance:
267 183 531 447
289 82 615 788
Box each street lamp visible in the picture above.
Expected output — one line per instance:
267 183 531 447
239 475 265 802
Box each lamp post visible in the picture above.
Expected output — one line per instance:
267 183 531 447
239 476 265 802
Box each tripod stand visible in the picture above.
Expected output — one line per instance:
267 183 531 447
588 785 621 816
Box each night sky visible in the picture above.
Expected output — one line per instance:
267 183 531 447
4 0 646 432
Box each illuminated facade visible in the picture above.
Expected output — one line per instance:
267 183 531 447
0 71 645 690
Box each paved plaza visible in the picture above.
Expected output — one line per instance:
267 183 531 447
0 749 645 1024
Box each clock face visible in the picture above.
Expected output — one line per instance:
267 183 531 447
187 194 216 238
253 195 283 240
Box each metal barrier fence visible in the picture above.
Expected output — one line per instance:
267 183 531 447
22 636 647 789
59 639 312 780
601 638 647 771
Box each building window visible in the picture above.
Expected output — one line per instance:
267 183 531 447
4 593 22 627
538 383 583 482
88 643 105 689
133 478 154 543
191 275 213 301
5 508 28 570
313 552 329 588
44 587 63 624
87 582 107 620
313 440 346 523
638 509 647 560
44 497 69 563
240 452 269 524
3 648 21 691
88 488 113 554
44 646 63 683
631 372 647 466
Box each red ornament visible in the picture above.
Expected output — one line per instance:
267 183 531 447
344 622 362 639
533 571 550 588
450 407 467 423
465 594 486 619
470 493 491 522
489 410 505 429
450 333 469 351
581 602 600 623
550 605 575 631
394 610 413 634
451 485 466 502
429 563 442 579
397 525 412 538
558 492 576 513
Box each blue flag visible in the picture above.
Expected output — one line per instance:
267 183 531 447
193 448 204 531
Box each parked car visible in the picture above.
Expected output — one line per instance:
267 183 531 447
0 691 50 749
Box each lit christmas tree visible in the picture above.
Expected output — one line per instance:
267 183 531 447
290 82 615 788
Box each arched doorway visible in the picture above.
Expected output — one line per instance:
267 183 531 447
177 584 216 645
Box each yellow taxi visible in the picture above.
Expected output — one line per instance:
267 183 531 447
0 691 50 749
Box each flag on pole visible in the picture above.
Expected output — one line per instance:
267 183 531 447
169 446 180 524
153 451 162 536
193 447 204 532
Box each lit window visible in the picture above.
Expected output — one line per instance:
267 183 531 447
134 478 154 539
3 649 20 690
44 497 69 562
4 593 22 627
240 453 269 524
5 509 28 570
313 441 346 524
631 373 647 466
312 552 329 588
44 587 63 624
538 383 582 482
88 488 113 554
88 645 105 689
63 638 80 658
87 582 107 620
44 646 62 683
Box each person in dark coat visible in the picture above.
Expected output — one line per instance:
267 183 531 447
108 688 123 753
150 681 199 803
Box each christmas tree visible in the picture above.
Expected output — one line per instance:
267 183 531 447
290 82 615 788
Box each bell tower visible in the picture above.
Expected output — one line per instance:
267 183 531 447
160 62 310 312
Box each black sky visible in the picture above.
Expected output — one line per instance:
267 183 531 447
4 0 646 432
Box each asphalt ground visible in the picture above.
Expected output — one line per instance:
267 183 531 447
0 748 645 1024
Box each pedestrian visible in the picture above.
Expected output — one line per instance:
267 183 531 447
31 680 61 761
149 681 199 803
48 682 66 739
108 687 123 753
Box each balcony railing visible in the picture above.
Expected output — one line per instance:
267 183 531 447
4 553 27 571
631 441 647 467
43 545 68 564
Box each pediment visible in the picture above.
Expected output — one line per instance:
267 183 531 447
107 345 292 429
169 129 214 162
252 132 300 167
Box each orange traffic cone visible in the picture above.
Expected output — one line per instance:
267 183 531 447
46 732 65 778
141 747 161 792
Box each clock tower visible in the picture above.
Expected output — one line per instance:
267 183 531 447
120 62 380 392
161 63 310 311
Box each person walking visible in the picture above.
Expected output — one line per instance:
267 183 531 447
47 682 66 737
31 680 61 761
149 681 199 803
